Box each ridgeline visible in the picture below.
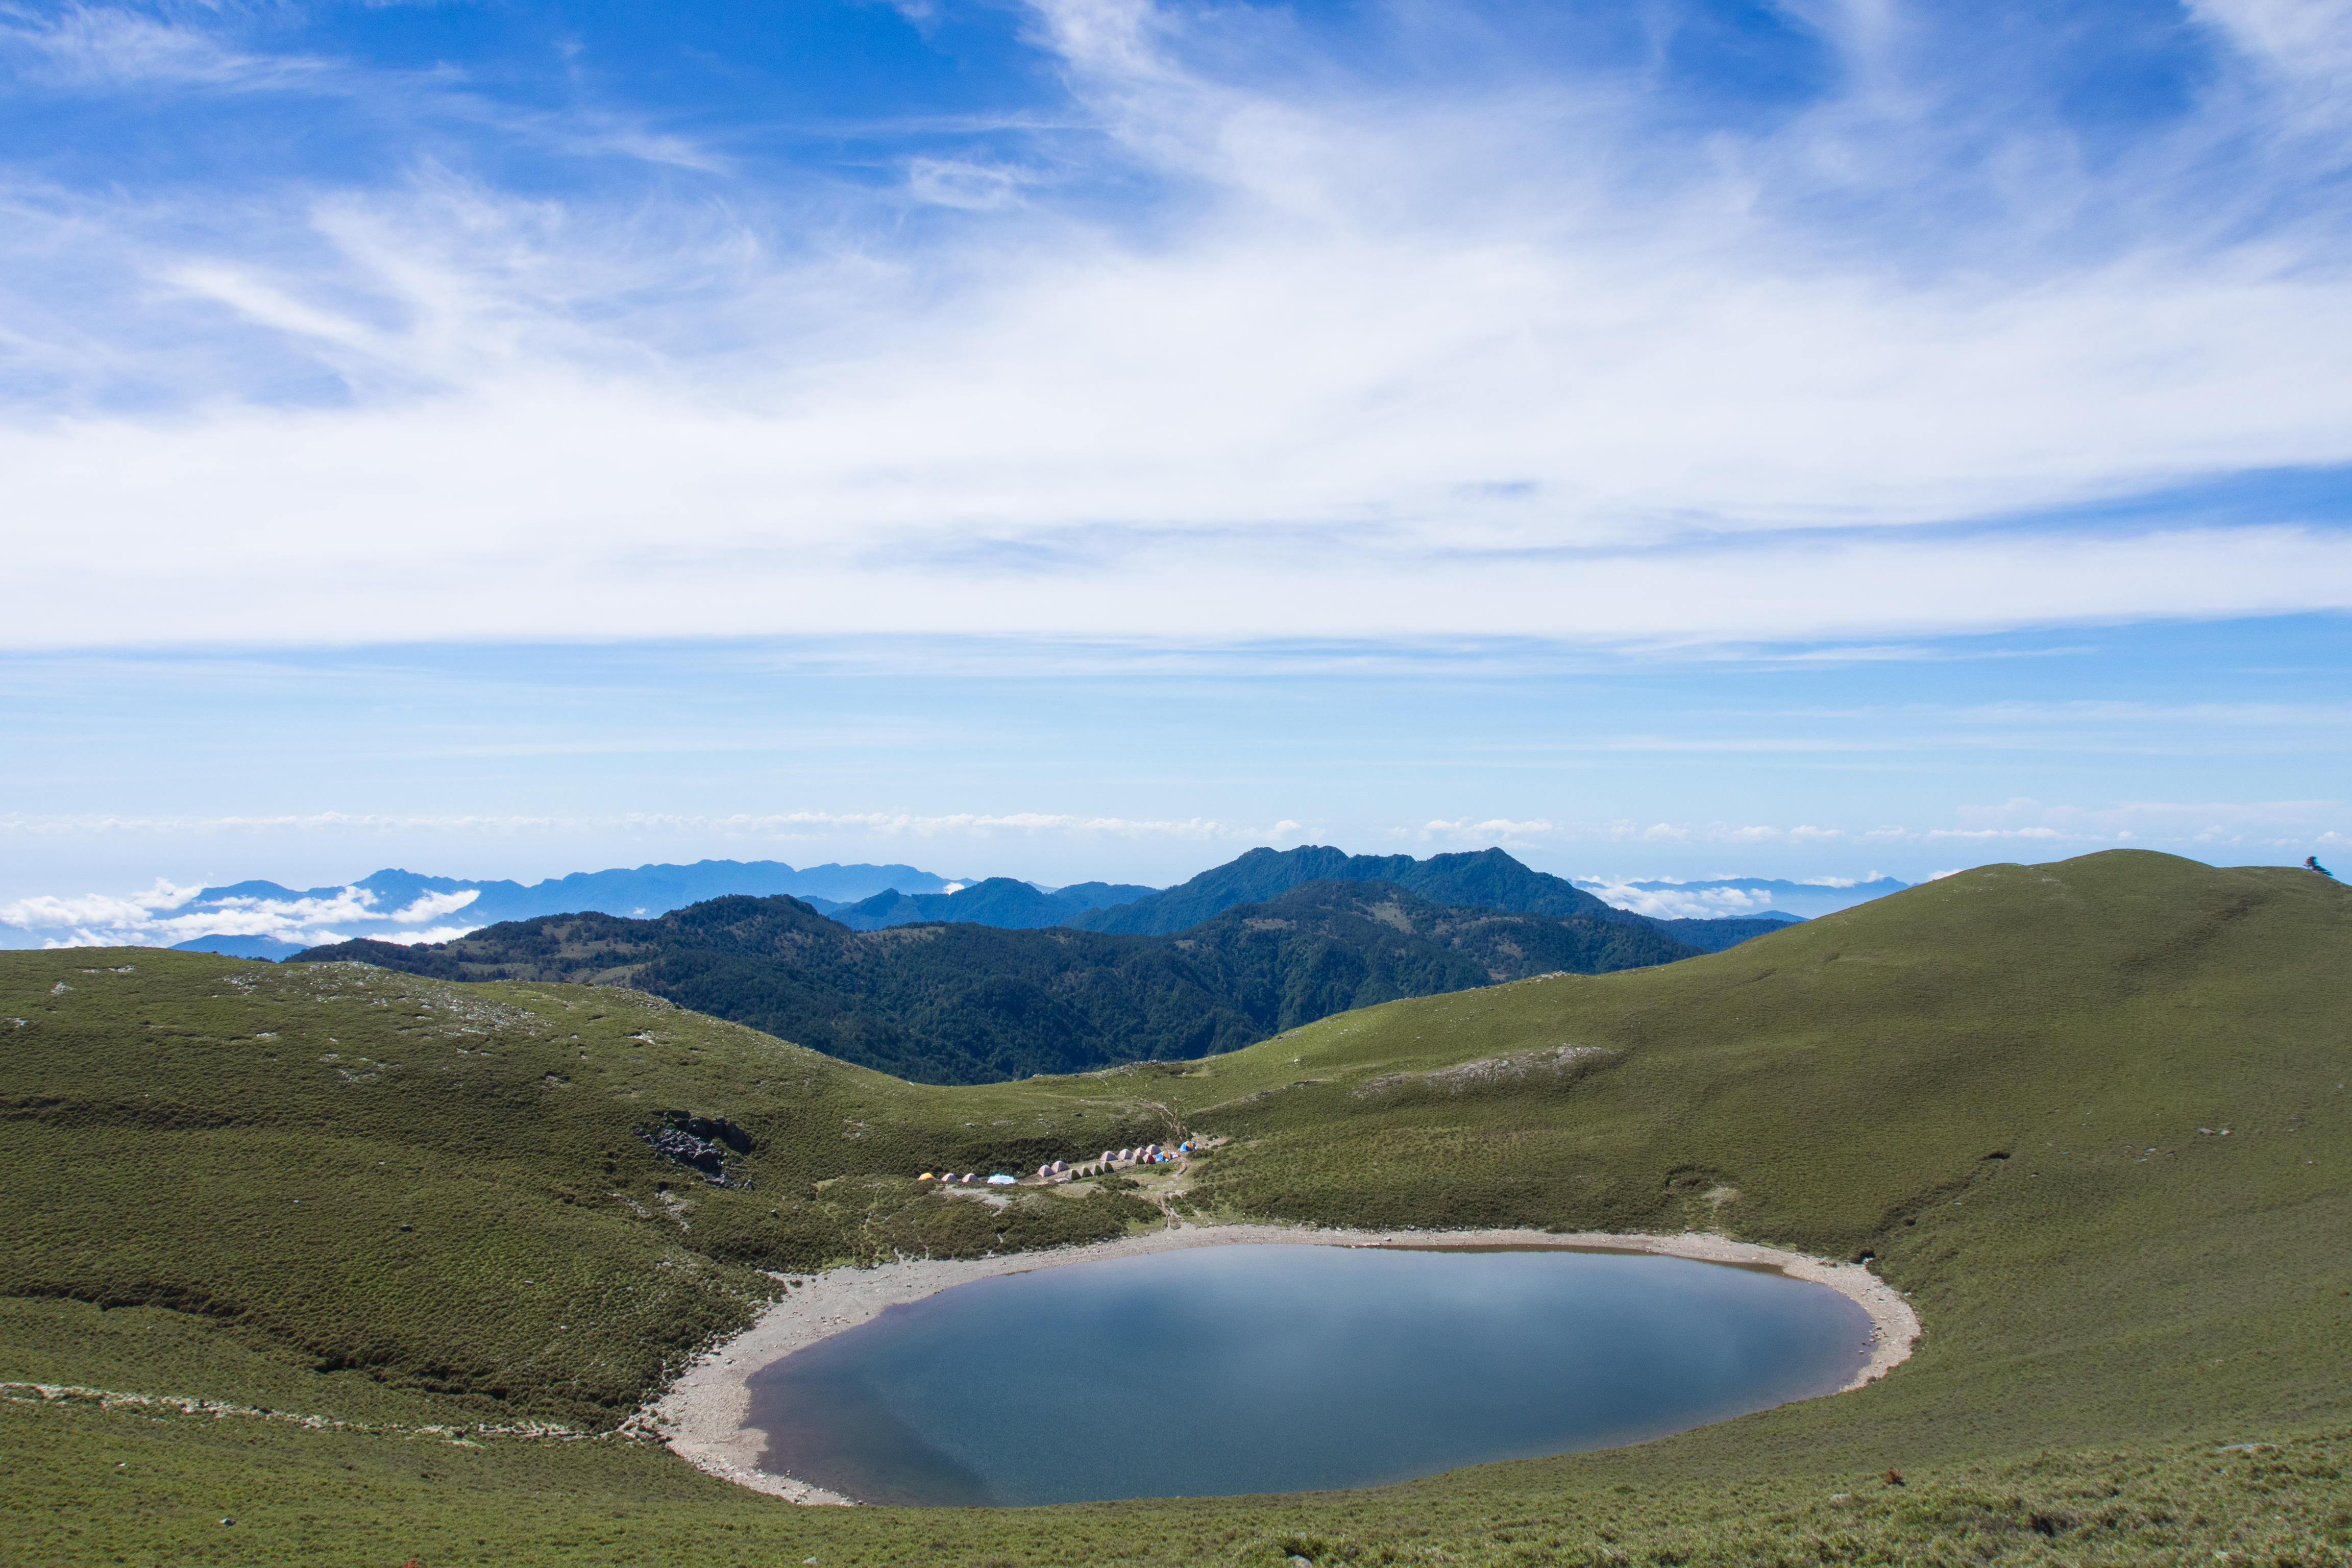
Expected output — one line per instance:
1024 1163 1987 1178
1065 845 1639 934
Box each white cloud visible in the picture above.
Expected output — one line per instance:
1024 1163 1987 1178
0 7 329 91
1539 802 2349 858
11 802 2336 868
0 879 517 950
0 878 201 929
0 3 2349 645
1948 795 2350 846
367 924 479 946
13 416 2352 640
2190 0 2352 94
0 812 573 836
1575 879 1787 919
714 811 1306 841
1 881 398 948
390 889 480 922
0 808 1307 842
906 158 1037 210
1417 818 1557 844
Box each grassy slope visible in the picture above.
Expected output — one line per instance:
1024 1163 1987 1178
0 960 1173 1428
5 850 2349 1566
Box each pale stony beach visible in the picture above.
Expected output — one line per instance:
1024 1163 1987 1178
650 1219 1923 1506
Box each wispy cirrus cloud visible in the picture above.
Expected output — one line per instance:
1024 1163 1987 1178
1 1 2349 646
2188 0 2352 112
0 5 331 91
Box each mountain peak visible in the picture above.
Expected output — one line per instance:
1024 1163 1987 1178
1062 845 1625 934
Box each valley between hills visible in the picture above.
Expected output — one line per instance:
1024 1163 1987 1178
290 875 1699 1084
4 849 2348 1565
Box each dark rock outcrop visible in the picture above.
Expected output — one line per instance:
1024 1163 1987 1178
633 1110 753 1185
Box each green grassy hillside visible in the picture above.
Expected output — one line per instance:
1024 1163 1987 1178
0 958 1179 1431
5 850 2349 1566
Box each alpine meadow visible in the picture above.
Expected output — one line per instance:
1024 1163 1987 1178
5 850 2348 1564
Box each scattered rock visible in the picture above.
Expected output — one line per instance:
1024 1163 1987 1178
1356 1044 1610 1097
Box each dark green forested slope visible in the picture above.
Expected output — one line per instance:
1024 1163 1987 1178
290 879 1696 1084
823 848 1785 949
5 850 2349 1567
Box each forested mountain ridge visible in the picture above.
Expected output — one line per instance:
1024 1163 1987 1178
1067 845 1645 933
821 876 1158 931
290 879 1698 1084
152 846 1799 959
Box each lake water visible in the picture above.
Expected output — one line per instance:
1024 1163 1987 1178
747 1243 1873 1507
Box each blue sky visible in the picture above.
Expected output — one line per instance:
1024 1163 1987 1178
3 0 2348 927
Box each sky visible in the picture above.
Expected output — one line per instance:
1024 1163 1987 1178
3 0 2348 936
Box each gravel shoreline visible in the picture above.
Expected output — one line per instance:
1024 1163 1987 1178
650 1220 1924 1507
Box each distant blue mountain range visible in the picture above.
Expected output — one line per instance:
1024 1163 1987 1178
1573 875 1911 921
814 878 1160 932
164 848 1890 960
167 860 967 959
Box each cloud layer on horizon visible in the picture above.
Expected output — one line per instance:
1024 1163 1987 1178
5 793 2340 948
0 878 481 950
3 0 2350 647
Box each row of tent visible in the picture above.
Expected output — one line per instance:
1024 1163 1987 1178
916 1140 1200 1188
1049 1141 1198 1176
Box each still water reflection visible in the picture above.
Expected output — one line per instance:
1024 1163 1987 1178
748 1244 1871 1506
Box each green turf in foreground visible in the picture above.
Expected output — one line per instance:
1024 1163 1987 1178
7 1388 2347 1566
4 850 2349 1564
